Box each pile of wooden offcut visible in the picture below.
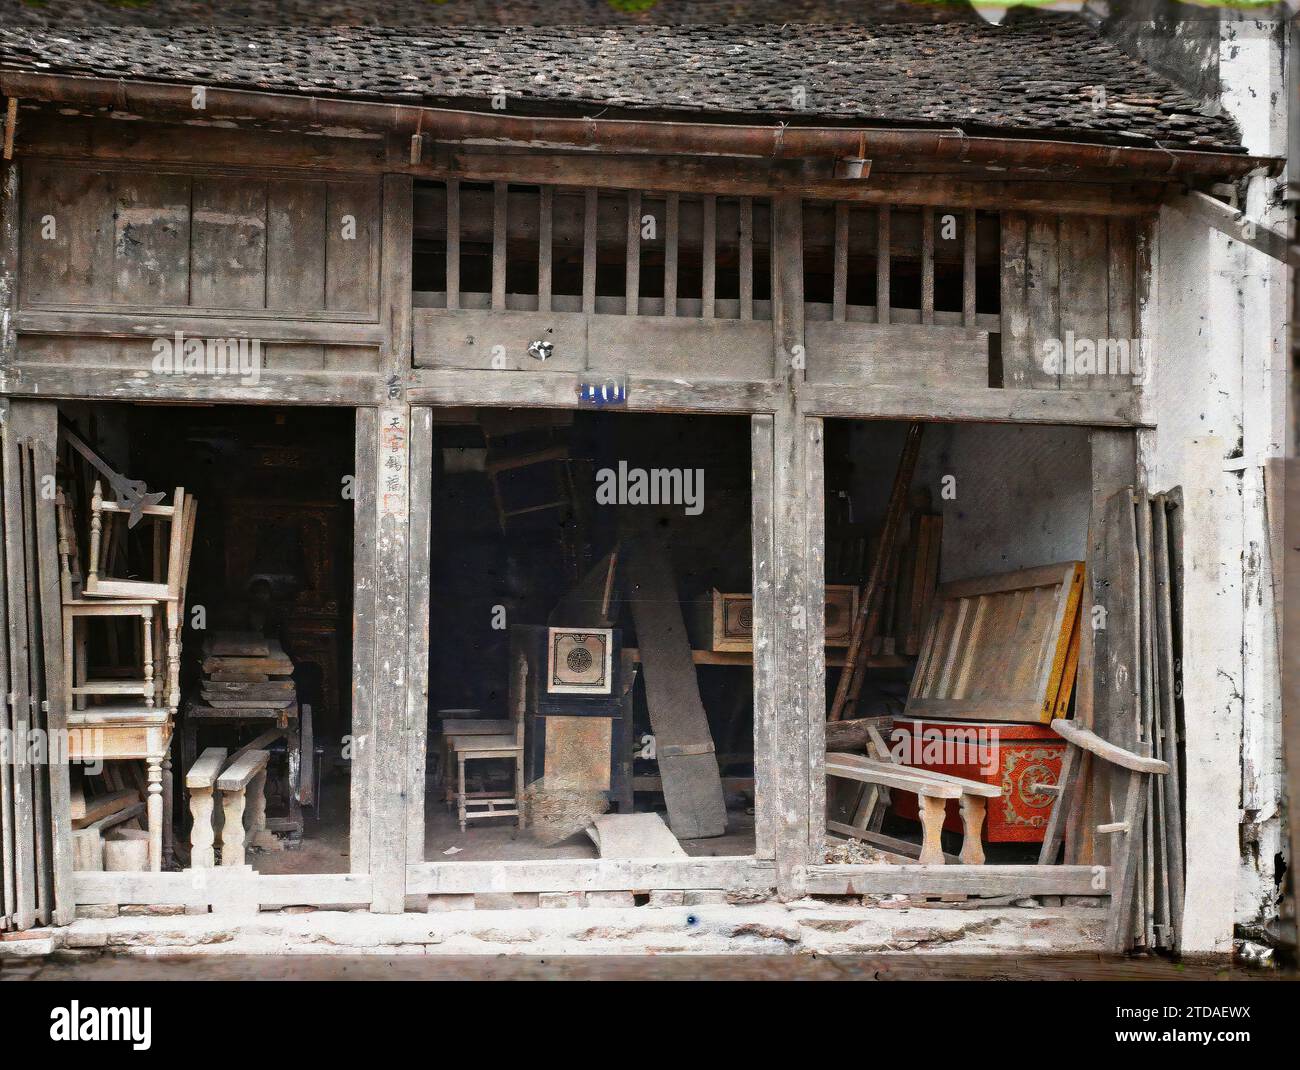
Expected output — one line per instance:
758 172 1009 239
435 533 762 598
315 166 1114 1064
199 631 296 710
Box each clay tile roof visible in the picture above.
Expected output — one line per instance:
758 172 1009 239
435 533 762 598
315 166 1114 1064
0 0 1245 153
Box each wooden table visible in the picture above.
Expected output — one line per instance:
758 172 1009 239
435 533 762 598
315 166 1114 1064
66 706 173 871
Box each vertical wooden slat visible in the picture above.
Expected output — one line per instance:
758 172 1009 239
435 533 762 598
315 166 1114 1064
0 401 12 931
405 407 433 865
371 173 415 914
324 182 381 316
739 196 754 321
702 195 716 319
625 189 641 316
266 180 327 312
963 208 978 327
26 405 73 926
1059 214 1110 389
18 439 49 924
1000 211 1032 386
876 205 891 325
751 413 775 859
804 416 826 860
832 203 848 323
582 188 597 315
770 194 811 898
538 185 553 314
1025 212 1062 388
921 207 935 325
349 406 377 878
445 178 460 311
1107 215 1137 374
1 161 19 373
664 192 679 318
491 181 507 311
1 410 35 930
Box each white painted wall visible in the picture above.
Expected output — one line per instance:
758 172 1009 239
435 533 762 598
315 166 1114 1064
840 420 1091 583
1144 13 1289 954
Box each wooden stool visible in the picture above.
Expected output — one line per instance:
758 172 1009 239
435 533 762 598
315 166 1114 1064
447 735 524 833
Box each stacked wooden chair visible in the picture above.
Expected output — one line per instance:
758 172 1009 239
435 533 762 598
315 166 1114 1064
57 482 197 870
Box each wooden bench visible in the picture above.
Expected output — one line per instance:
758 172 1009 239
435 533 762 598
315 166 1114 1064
826 752 1000 864
214 749 272 868
185 746 227 868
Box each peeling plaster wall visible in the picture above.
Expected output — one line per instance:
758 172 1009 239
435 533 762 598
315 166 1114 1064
1144 12 1288 953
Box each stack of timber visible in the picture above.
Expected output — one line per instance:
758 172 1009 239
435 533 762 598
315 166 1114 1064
1074 486 1186 952
196 632 296 710
1127 488 1186 952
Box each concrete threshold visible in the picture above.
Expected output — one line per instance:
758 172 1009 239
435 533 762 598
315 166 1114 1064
4 899 1107 959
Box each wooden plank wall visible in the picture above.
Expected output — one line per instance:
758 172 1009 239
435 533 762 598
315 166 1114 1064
18 161 381 318
1000 212 1142 390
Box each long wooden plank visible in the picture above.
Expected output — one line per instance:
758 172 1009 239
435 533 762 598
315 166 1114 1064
348 406 378 877
770 194 811 896
405 407 433 863
624 533 727 839
2 407 36 928
0 399 13 929
26 403 73 923
806 863 1107 897
750 414 776 859
18 438 49 924
1153 492 1185 946
805 418 827 858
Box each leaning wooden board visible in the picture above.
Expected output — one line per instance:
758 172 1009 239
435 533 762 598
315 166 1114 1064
625 535 727 839
907 561 1085 724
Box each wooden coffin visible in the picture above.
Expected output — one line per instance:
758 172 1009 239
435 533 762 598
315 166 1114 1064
889 717 1067 844
690 585 858 652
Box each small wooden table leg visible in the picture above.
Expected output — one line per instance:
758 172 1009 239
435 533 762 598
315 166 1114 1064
162 751 174 867
146 757 163 871
918 796 947 865
958 794 987 865
457 753 468 833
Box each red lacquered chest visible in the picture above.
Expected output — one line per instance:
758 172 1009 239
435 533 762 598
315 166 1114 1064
889 717 1066 843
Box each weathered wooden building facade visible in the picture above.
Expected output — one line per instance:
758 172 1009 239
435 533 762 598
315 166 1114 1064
0 1 1288 959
